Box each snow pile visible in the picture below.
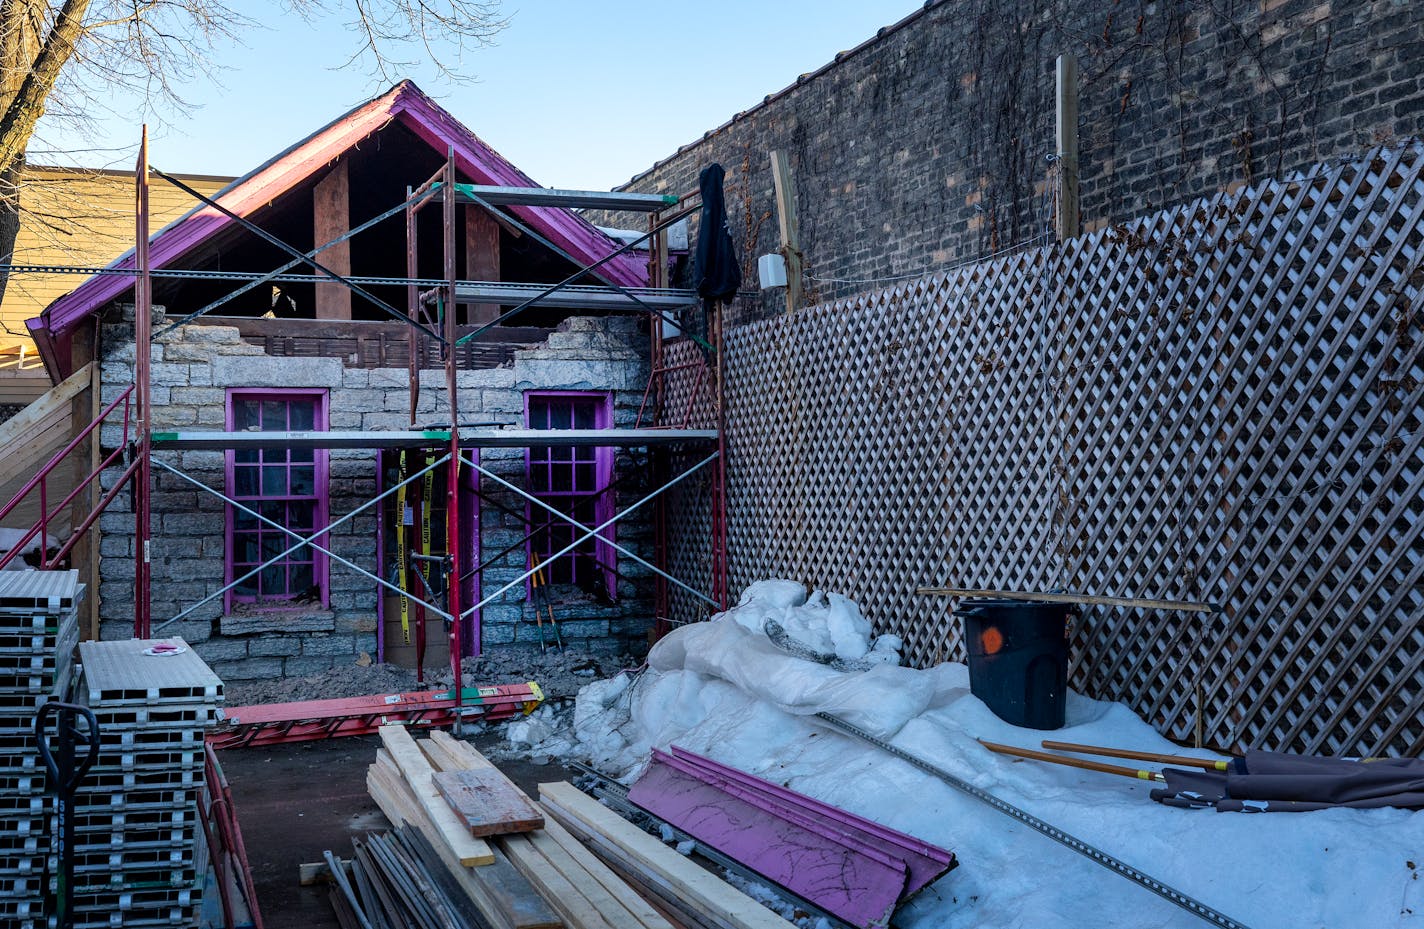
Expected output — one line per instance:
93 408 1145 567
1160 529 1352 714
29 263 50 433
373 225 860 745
571 580 1423 929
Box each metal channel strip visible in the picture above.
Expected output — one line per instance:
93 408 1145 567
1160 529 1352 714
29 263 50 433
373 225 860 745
814 713 1252 929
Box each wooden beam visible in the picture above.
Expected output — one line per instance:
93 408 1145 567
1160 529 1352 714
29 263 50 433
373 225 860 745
537 815 673 929
1055 54 1080 241
314 159 352 320
539 782 798 929
434 769 544 837
465 206 501 325
915 587 1215 613
377 725 494 866
768 150 803 313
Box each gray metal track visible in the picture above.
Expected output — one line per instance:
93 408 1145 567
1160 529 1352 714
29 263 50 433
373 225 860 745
814 713 1252 929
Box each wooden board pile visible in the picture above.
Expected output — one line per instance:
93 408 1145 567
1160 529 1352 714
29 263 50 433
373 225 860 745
327 724 799 929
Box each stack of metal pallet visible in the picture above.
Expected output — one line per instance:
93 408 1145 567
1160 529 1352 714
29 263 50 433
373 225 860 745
0 570 82 929
75 637 222 928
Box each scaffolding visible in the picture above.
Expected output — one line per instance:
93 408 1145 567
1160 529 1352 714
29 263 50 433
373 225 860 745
3 131 730 721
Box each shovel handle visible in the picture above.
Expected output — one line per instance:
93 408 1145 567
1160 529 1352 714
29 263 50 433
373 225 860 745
35 702 101 793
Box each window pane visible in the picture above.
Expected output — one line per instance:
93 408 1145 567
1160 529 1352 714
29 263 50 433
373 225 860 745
551 464 571 492
574 403 596 430
550 404 571 429
291 466 314 496
234 510 257 531
234 573 258 597
529 463 549 493
290 401 315 431
291 447 314 464
234 401 258 431
235 448 258 465
234 466 258 497
575 463 596 492
262 466 287 496
290 563 314 595
262 401 286 431
233 533 257 564
575 445 594 462
260 564 285 598
288 501 316 530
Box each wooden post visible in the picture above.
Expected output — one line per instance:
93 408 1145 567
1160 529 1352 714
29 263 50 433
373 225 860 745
464 207 500 326
313 160 352 319
1055 54 1080 242
768 150 803 313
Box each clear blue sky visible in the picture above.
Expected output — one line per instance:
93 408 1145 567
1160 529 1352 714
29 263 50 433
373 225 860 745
33 1 924 191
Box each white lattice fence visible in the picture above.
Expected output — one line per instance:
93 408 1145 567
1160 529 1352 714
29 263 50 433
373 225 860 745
665 143 1424 756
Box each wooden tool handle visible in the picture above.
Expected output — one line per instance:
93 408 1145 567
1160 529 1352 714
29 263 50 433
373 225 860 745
979 739 1164 782
1041 740 1229 772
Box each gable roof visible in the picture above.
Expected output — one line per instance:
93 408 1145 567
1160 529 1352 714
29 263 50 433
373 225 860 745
28 81 647 372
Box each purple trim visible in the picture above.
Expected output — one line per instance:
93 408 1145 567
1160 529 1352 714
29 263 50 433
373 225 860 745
523 390 616 597
223 388 329 613
667 745 956 874
629 747 957 929
31 81 647 362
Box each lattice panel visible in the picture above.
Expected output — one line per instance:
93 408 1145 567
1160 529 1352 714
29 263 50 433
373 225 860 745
669 142 1424 757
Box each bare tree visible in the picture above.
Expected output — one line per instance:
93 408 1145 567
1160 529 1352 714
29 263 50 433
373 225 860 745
0 0 505 303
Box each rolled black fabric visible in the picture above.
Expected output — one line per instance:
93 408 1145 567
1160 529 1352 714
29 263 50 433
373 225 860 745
694 163 742 303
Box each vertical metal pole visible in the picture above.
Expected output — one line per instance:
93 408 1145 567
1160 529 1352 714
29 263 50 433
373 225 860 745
134 127 153 639
442 152 465 711
712 301 729 610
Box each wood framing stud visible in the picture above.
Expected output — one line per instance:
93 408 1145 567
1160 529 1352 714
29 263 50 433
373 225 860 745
1056 54 1080 241
769 149 804 313
314 159 353 319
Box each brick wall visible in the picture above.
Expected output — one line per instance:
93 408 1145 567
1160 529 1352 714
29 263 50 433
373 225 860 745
599 0 1424 324
97 310 652 680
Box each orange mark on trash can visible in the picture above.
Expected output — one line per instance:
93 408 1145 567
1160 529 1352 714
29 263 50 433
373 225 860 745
981 626 1004 655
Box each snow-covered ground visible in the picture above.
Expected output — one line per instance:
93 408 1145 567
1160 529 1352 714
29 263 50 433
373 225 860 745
558 581 1422 929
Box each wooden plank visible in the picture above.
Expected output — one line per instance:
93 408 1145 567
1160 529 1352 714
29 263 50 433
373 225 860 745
378 724 494 866
466 207 501 325
915 587 1215 614
538 783 797 929
768 150 803 314
434 769 544 837
542 799 750 929
500 833 618 929
313 159 352 320
0 362 90 451
537 816 672 929
1055 54 1079 240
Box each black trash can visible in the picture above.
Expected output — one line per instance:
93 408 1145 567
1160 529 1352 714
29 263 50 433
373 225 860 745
958 598 1073 730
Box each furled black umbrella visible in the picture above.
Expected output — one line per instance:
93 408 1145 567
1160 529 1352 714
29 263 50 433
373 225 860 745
1152 750 1424 812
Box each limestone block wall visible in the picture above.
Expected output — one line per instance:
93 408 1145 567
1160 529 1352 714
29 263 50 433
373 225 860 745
97 309 653 680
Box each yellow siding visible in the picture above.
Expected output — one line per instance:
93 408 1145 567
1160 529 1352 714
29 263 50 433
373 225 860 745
1 166 234 358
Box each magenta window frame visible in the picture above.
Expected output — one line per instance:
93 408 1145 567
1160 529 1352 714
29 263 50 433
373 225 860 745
224 388 330 613
524 390 616 599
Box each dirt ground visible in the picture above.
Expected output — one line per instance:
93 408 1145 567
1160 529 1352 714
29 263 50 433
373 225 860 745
223 646 640 706
220 729 577 929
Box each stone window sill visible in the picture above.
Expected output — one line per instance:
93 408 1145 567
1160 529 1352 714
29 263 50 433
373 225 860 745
220 609 335 636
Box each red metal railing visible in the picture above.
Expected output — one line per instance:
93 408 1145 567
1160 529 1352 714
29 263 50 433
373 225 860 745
0 383 137 570
202 743 265 929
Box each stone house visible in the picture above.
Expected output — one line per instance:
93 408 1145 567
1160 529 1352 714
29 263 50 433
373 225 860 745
23 82 697 682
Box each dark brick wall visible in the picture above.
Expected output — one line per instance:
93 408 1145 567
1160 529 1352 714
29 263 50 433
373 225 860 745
601 0 1423 324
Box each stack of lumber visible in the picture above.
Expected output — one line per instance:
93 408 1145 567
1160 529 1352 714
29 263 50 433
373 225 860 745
364 725 558 929
348 725 800 929
539 781 800 929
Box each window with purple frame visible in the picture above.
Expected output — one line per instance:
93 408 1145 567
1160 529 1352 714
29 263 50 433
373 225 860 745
226 391 328 610
525 392 615 599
